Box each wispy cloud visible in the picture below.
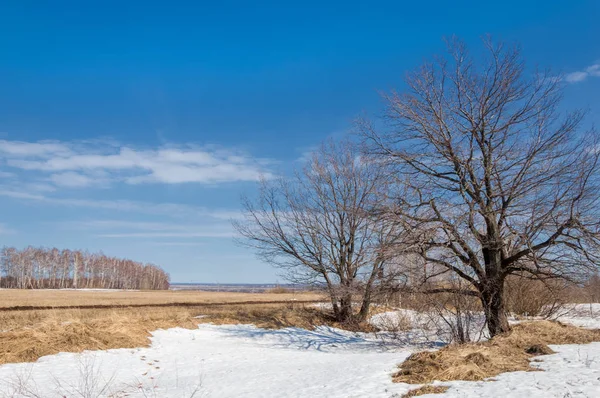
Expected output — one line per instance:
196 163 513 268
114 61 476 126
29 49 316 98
150 241 207 247
63 219 237 239
296 146 318 163
97 231 235 238
49 172 98 188
0 140 71 157
0 139 275 188
565 63 600 83
0 189 243 220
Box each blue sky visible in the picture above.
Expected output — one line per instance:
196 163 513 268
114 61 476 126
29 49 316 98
0 1 598 283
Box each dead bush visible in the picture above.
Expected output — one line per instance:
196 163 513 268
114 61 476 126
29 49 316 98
583 273 600 303
504 277 568 318
417 280 485 344
372 311 413 340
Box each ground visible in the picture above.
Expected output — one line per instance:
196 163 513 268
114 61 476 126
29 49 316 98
0 292 599 397
0 288 321 308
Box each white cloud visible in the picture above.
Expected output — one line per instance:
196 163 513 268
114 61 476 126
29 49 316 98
97 231 235 238
0 140 71 157
296 146 317 163
49 172 97 188
0 139 274 187
565 63 600 83
63 219 237 239
0 190 46 200
0 189 243 221
150 241 206 247
68 219 236 231
565 71 588 83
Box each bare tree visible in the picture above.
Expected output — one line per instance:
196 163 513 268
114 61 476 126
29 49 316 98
234 140 404 323
361 37 600 336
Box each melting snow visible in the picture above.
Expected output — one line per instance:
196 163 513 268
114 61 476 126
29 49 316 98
0 304 599 397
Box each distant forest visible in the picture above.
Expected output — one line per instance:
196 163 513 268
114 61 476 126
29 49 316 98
0 246 169 290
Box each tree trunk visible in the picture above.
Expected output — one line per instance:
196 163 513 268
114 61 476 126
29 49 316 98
481 240 510 337
480 281 510 337
358 262 383 322
337 294 353 323
357 296 370 322
358 286 373 322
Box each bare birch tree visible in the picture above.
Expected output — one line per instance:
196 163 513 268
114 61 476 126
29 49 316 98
234 140 405 323
362 37 600 336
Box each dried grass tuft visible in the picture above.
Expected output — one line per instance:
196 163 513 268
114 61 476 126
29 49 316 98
402 385 449 397
393 320 600 384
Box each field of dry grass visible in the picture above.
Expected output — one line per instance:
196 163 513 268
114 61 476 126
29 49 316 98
0 288 323 309
0 303 341 365
0 289 332 365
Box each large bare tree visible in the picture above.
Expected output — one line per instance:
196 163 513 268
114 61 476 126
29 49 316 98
362 38 600 336
234 140 404 323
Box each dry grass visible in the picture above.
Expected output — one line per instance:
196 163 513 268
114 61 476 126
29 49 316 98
0 297 371 365
265 286 294 294
393 320 600 385
198 302 376 332
0 289 322 308
402 385 449 397
0 306 198 365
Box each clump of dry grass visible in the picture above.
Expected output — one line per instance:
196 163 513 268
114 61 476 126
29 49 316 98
393 320 600 384
402 385 449 397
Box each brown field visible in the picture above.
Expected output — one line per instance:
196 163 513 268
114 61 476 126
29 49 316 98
0 288 324 309
0 289 330 365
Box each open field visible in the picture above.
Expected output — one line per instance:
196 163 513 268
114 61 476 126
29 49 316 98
2 290 600 397
0 303 342 365
0 289 328 365
0 288 324 309
1 303 600 397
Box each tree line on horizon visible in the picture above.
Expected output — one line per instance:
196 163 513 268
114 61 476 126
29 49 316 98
0 246 170 290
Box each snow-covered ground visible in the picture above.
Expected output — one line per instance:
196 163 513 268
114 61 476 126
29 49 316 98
429 343 600 397
556 303 600 329
0 325 426 398
0 304 598 397
414 304 600 397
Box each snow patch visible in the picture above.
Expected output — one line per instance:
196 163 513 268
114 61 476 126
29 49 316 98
0 324 418 397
